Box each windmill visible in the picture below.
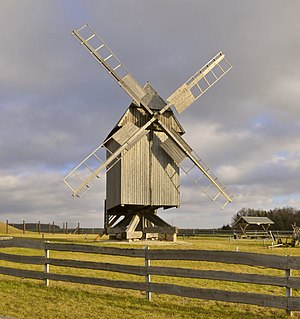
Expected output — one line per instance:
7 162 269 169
64 24 233 241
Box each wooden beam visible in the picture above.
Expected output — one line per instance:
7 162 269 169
144 226 177 234
0 266 44 280
47 258 146 276
0 252 44 265
147 282 288 310
148 266 300 288
46 242 145 258
46 272 147 291
146 249 288 269
0 238 44 249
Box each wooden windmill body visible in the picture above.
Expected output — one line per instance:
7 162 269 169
64 24 233 241
105 84 182 240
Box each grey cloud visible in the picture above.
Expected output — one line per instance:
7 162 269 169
0 0 299 228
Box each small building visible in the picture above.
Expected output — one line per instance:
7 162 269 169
234 216 274 238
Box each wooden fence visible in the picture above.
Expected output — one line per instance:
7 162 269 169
0 237 300 315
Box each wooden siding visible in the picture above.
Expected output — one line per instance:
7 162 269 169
121 134 150 206
150 132 180 206
107 132 180 208
119 131 180 207
106 139 121 210
106 105 182 210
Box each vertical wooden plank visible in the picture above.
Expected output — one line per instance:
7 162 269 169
6 220 8 234
44 242 50 286
286 268 293 317
23 220 26 234
121 134 150 206
145 247 151 301
151 131 180 207
106 139 122 209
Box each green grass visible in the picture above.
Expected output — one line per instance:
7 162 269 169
0 278 289 319
0 233 298 318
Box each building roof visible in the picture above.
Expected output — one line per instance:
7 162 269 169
235 216 274 225
104 83 185 142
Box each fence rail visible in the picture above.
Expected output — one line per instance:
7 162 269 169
0 237 299 314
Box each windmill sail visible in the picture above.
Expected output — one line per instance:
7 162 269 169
72 24 153 115
167 52 232 114
64 120 154 197
159 126 232 209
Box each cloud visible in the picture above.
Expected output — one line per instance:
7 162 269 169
0 169 105 228
0 0 300 228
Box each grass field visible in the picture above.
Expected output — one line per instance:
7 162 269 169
0 221 23 234
0 232 299 319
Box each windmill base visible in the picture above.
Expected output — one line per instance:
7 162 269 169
108 229 177 242
105 207 177 242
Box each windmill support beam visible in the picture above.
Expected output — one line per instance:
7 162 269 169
105 207 177 242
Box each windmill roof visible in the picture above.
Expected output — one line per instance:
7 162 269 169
104 82 185 142
235 216 274 225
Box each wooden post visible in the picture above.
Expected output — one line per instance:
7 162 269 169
286 267 293 317
44 241 50 286
66 222 68 234
104 199 108 231
52 222 55 235
22 220 26 234
38 221 41 234
6 219 8 234
144 246 151 301
78 222 80 235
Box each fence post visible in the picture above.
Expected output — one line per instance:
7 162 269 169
6 220 8 234
286 255 293 317
44 241 50 286
144 246 151 301
23 220 26 234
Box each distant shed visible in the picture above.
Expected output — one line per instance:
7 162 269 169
235 216 274 237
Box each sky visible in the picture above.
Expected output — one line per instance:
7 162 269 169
0 0 300 229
